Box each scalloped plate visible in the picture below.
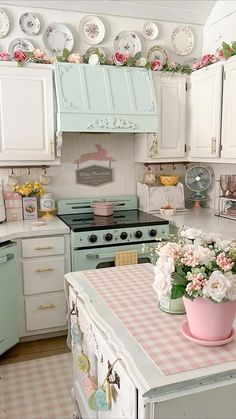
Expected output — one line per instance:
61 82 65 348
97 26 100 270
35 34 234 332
8 38 35 55
147 45 168 65
19 12 40 35
143 21 159 40
0 8 10 38
114 30 141 57
80 15 105 45
43 22 74 55
171 26 194 56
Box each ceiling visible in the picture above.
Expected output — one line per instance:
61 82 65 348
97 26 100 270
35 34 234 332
1 0 216 24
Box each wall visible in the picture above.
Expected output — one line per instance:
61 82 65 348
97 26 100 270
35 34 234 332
202 0 236 54
0 2 203 200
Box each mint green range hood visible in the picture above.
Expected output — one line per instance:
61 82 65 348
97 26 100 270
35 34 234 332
54 63 157 133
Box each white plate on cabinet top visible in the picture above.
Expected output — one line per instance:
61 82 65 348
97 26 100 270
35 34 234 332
147 45 168 65
43 22 74 55
114 30 141 57
143 21 159 40
171 26 194 56
80 15 105 45
19 12 41 35
0 8 10 38
8 38 35 55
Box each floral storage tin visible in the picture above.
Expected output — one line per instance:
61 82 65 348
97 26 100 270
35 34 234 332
22 196 38 219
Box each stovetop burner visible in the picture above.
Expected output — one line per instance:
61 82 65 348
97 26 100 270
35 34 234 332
58 210 168 232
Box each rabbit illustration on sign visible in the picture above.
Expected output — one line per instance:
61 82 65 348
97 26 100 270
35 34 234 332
74 144 116 164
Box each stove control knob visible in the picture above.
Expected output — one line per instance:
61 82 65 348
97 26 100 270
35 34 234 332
135 230 143 239
149 229 157 237
89 234 97 243
104 233 113 242
120 232 128 240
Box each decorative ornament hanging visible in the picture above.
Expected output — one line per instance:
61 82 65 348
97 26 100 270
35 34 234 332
82 376 97 396
71 323 83 343
88 390 99 411
94 387 111 411
77 352 90 372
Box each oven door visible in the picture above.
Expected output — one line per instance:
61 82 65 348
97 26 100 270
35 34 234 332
73 243 155 271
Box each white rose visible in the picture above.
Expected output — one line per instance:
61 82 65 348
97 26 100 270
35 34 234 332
88 53 100 65
203 270 231 302
195 246 215 265
181 228 202 241
135 57 147 67
225 272 236 301
153 255 174 301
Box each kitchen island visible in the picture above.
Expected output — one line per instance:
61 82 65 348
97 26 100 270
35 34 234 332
65 263 236 419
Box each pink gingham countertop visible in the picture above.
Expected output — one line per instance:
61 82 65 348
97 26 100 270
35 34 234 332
82 264 236 376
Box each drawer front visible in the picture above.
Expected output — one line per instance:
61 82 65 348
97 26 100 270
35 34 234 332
23 257 65 295
22 236 64 258
25 293 67 331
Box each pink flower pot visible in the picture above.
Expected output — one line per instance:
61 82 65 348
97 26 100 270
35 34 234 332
183 296 236 341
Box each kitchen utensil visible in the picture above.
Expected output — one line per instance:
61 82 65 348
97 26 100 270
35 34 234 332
91 201 117 216
160 175 180 186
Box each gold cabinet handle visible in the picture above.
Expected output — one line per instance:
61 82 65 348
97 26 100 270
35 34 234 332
35 267 55 272
37 304 56 310
34 246 54 250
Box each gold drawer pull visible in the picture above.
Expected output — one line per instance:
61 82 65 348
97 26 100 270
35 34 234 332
34 246 54 250
35 267 55 272
37 304 56 310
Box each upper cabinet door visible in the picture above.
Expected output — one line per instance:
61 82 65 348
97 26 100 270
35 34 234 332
54 63 157 133
0 64 55 162
189 64 223 158
221 58 236 159
134 74 186 162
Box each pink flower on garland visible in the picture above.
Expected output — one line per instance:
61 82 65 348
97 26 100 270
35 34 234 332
32 49 46 60
13 50 27 62
113 51 128 66
0 52 10 61
151 59 162 71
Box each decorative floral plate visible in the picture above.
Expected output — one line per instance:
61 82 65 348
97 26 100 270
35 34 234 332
43 22 74 55
80 15 105 45
0 8 10 38
171 26 194 56
19 12 41 35
147 45 168 65
85 46 106 57
113 30 141 57
8 38 35 55
143 21 159 40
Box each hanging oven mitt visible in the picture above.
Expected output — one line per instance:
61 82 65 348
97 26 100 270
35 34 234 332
115 250 138 266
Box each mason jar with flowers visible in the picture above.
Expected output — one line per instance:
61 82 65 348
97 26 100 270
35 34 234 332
151 229 236 342
13 181 44 220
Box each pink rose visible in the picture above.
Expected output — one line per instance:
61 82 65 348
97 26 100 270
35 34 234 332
216 50 226 61
0 52 10 61
14 50 27 62
200 54 212 67
170 62 177 69
192 58 202 70
68 53 81 63
32 49 46 60
151 59 162 71
113 52 127 66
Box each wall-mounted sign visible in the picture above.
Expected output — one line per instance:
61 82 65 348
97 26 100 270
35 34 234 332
76 165 113 186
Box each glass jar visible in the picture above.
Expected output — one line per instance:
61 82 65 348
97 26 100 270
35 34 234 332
40 193 55 211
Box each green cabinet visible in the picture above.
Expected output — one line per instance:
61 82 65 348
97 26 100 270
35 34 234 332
54 63 157 133
0 242 19 355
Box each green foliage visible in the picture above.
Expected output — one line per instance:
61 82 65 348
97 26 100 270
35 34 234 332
171 284 186 299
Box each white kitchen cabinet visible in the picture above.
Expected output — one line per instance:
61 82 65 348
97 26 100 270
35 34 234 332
20 234 68 337
221 57 236 158
0 63 55 164
189 63 223 159
135 74 186 162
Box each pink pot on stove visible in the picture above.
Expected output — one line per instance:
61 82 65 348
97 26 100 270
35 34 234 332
183 296 236 341
91 202 116 216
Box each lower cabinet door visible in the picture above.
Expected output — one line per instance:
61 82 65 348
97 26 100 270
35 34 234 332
25 293 67 331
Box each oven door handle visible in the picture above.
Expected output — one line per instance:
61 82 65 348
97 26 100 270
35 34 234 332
86 252 126 260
